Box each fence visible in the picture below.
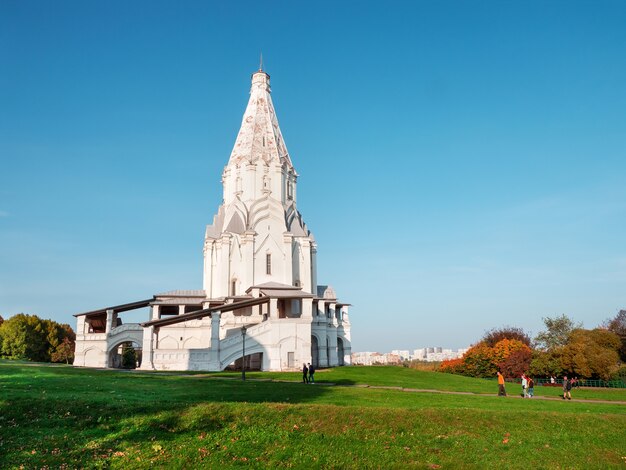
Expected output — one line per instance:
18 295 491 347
511 377 626 389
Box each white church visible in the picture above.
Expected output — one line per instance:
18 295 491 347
73 67 352 372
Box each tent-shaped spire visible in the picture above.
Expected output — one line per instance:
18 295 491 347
227 71 295 171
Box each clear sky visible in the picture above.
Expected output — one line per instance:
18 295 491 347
1 1 625 352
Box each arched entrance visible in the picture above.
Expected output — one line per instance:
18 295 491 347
337 337 345 366
227 353 263 371
108 341 142 369
311 335 319 367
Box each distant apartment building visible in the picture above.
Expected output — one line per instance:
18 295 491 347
353 347 468 365
351 352 402 366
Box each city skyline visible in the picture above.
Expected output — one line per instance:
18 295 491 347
1 1 625 351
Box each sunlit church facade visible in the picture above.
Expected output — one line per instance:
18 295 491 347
73 68 352 371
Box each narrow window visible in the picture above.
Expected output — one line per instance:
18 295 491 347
287 181 293 200
266 253 272 275
231 279 237 296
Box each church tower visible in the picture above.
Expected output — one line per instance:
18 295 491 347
203 68 318 298
73 66 352 372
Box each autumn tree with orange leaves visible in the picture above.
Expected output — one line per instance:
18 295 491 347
441 328 532 378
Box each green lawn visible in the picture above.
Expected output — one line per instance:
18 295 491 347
1 362 624 469
213 366 626 401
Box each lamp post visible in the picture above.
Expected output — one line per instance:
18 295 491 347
241 325 247 381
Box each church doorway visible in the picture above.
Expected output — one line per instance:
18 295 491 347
108 341 142 369
337 338 345 366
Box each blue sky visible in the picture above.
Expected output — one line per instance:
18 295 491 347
1 1 625 351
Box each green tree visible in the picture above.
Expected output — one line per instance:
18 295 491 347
0 314 76 362
530 349 562 377
534 314 582 351
0 314 48 360
121 344 137 369
45 320 75 361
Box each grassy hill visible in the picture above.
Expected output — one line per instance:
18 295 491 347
1 362 624 468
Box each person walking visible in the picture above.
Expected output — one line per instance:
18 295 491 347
521 374 528 398
563 375 572 400
527 376 534 398
497 371 507 396
302 363 309 384
308 363 315 384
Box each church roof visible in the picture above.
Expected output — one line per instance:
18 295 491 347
74 298 153 317
247 281 302 292
227 70 295 171
155 289 206 297
261 288 314 298
152 297 207 305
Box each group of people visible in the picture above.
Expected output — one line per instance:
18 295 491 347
497 371 574 400
302 363 316 384
520 374 535 398
497 372 536 398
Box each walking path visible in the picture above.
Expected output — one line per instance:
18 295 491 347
187 374 626 405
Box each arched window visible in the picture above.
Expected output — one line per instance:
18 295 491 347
266 253 272 275
337 338 345 366
311 336 319 367
326 337 331 366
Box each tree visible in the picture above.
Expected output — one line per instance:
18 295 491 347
461 342 497 378
51 337 75 364
443 338 531 378
0 314 76 362
0 314 48 361
45 320 75 361
498 347 532 378
560 329 620 380
492 339 532 377
482 326 531 348
530 349 562 377
439 357 464 375
0 315 4 327
602 310 626 362
534 314 582 351
121 344 137 369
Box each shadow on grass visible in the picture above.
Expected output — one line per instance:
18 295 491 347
0 362 356 466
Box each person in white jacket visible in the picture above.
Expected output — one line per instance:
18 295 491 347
521 374 528 398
